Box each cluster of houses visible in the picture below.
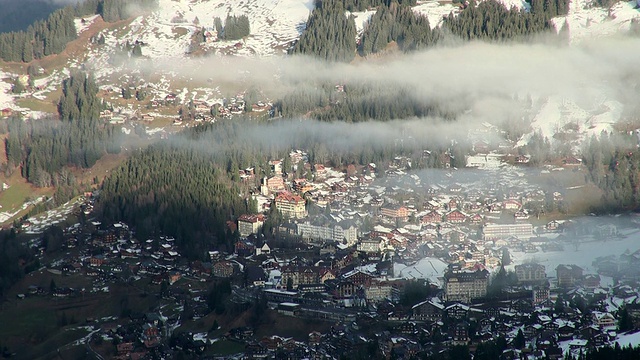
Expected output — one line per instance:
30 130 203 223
18 145 640 358
96 86 273 130
222 251 640 359
233 148 582 279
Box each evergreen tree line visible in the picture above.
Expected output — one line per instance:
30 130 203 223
291 0 357 62
581 134 640 213
360 2 442 55
443 0 555 42
275 81 464 122
96 141 254 260
213 15 251 41
0 7 76 62
0 0 157 63
3 72 120 188
529 0 570 18
0 229 37 299
318 0 416 12
72 0 158 23
577 344 640 360
293 0 570 62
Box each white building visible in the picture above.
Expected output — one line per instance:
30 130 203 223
483 223 533 240
296 221 359 246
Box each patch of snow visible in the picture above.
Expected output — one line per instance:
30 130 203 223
75 14 100 35
95 0 314 60
348 9 377 34
412 1 459 30
551 0 640 44
510 228 640 277
615 330 640 347
394 257 449 284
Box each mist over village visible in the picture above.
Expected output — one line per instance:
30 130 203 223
0 0 640 359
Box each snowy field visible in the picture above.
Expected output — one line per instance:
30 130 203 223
413 1 460 29
394 257 450 284
98 0 313 59
552 0 640 43
392 217 640 284
21 197 83 234
0 71 14 110
510 226 640 277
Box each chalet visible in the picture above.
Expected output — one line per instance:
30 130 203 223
213 261 236 278
503 199 522 210
261 258 279 271
445 303 470 320
445 210 467 223
235 240 255 257
256 242 271 256
556 264 583 287
334 280 357 298
452 321 470 346
89 255 106 267
194 101 210 113
421 211 442 224
100 109 113 121
320 268 337 283
251 102 270 112
412 299 444 321
342 269 374 286
583 274 601 288
314 164 327 177
557 324 575 341
469 213 483 225
511 298 533 313
592 312 616 329
53 287 73 297
239 167 255 181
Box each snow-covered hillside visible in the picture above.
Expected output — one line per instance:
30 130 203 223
88 0 639 61
1 0 638 136
517 96 624 149
552 0 639 43
103 0 313 58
